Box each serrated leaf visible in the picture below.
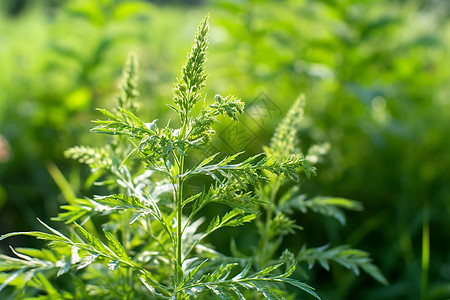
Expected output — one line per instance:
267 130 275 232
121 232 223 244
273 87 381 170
252 283 284 300
281 278 321 299
279 196 361 225
95 108 122 122
204 211 255 238
232 260 252 280
182 261 320 299
253 263 283 277
139 270 170 297
181 259 208 287
129 210 151 224
103 230 131 263
210 263 237 282
0 231 68 245
73 223 109 255
182 192 202 208
297 245 387 285
119 107 155 134
197 153 220 168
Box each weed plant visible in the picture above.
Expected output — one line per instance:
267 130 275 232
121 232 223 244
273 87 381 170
0 16 385 299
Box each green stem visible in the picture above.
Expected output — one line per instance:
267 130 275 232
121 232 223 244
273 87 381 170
177 175 184 266
420 201 430 300
258 177 280 267
174 154 185 295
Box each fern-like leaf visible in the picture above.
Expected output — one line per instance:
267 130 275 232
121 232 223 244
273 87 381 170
278 195 362 225
297 244 388 285
180 262 320 299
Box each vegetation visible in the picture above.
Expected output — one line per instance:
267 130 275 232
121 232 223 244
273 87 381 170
0 0 449 299
0 16 386 299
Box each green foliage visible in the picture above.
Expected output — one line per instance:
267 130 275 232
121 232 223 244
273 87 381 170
1 1 449 299
0 16 338 299
297 245 387 285
0 0 161 241
245 99 386 287
209 1 450 298
0 15 386 299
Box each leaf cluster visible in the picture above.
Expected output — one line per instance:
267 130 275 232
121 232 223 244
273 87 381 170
245 99 387 288
0 15 385 300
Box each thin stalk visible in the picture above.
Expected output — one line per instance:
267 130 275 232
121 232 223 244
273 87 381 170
177 167 184 267
258 177 280 267
420 201 430 300
174 153 185 296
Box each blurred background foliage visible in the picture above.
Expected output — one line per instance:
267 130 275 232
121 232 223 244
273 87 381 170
0 0 449 299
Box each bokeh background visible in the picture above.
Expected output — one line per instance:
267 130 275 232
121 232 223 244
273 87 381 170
0 0 449 299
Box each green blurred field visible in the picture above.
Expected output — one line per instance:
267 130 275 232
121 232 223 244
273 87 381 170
0 0 449 299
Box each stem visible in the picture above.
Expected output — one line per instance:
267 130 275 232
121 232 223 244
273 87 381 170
174 154 185 295
177 163 184 266
420 201 430 300
258 177 280 267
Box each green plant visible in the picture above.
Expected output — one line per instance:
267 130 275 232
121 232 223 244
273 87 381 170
0 15 384 299
211 1 450 298
0 0 159 238
251 96 386 284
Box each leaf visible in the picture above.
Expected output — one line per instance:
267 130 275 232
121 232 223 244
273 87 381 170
197 153 220 168
0 267 26 292
214 287 237 300
95 108 122 122
281 278 321 299
180 259 208 287
297 245 387 285
0 220 72 248
77 254 98 270
278 196 362 225
73 223 104 249
208 263 238 282
52 198 95 224
72 225 136 269
252 263 283 277
166 104 179 113
251 283 284 300
181 261 320 299
232 260 252 280
93 194 163 225
103 230 132 263
139 270 171 297
0 232 66 244
91 105 156 140
8 248 57 263
182 192 202 208
204 211 255 238
119 107 154 133
222 213 256 228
